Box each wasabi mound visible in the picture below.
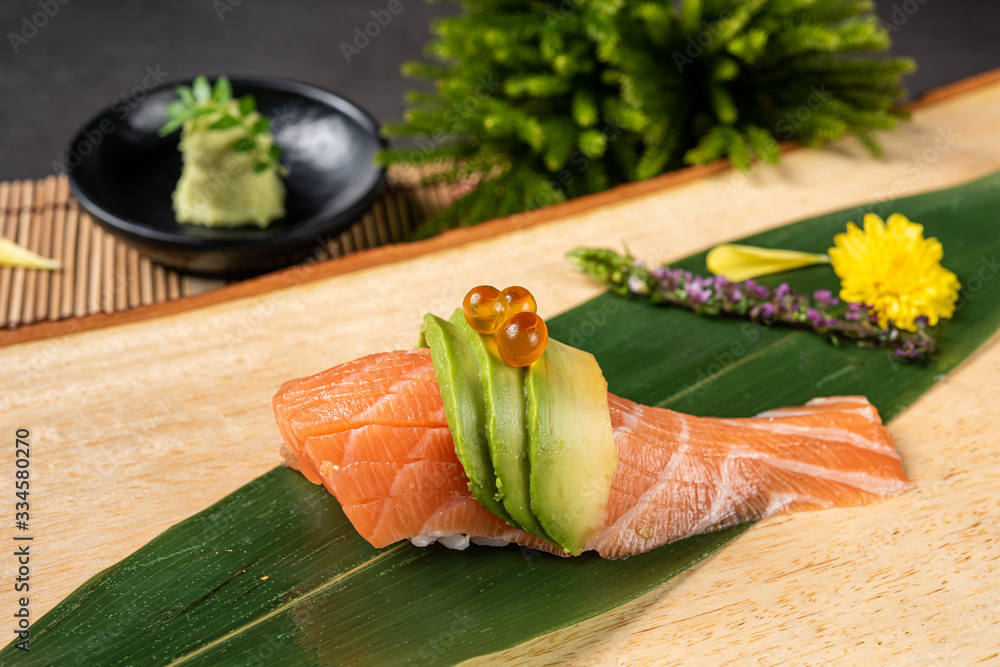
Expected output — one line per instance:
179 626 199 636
160 76 286 228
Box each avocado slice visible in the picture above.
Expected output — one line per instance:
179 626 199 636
419 314 514 525
449 309 551 540
526 339 619 555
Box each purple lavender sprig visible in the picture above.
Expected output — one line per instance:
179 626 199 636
567 248 936 359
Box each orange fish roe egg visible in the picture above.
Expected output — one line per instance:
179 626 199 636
497 312 548 367
463 285 510 334
501 286 537 316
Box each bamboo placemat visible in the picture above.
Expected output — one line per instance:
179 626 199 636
0 169 459 329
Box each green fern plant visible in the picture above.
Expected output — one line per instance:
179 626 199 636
382 0 914 237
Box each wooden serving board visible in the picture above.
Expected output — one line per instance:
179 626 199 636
3 70 1000 664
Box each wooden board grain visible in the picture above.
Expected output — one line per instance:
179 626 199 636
2 76 1000 664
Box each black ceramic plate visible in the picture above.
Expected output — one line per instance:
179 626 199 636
67 76 385 277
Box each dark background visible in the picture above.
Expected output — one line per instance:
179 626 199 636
1 0 998 182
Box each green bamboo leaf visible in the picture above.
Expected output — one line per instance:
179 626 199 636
7 171 1000 665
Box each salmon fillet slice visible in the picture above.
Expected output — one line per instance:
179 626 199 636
273 350 910 558
592 394 909 558
273 349 445 483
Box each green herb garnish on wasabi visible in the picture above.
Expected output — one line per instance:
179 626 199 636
159 75 286 228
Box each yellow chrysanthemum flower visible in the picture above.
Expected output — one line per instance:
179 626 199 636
829 213 960 331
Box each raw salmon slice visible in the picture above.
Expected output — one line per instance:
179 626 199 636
273 350 910 558
273 349 445 483
592 394 909 558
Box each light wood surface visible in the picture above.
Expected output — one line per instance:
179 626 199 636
3 77 1000 664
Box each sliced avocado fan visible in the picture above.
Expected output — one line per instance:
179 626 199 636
450 309 551 541
526 339 618 556
419 314 515 526
422 311 619 555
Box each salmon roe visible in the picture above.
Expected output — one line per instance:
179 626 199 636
497 312 549 367
501 286 537 316
463 285 510 334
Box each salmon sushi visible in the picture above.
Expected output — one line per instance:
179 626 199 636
273 349 910 558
